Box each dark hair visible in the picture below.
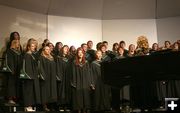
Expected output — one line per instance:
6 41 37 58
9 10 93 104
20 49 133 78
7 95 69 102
60 45 69 56
81 43 87 48
152 43 159 49
10 31 20 41
42 39 50 47
173 42 179 50
165 41 171 45
96 42 102 50
70 46 76 52
87 40 93 44
6 32 20 50
46 42 54 47
112 43 119 51
54 42 63 50
102 41 108 44
119 41 125 45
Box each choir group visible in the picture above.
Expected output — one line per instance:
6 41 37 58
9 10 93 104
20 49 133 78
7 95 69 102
1 31 180 113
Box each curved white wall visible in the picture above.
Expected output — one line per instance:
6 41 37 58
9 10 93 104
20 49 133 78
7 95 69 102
102 19 158 50
48 16 102 49
157 16 180 46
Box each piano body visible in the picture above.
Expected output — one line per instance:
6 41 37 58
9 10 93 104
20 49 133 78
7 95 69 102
101 51 180 88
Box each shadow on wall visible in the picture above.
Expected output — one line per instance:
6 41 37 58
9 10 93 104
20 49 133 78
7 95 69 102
0 5 47 57
0 37 10 58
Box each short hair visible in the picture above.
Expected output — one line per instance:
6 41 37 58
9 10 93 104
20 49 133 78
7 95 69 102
102 41 108 44
119 41 125 45
81 43 87 47
87 40 93 44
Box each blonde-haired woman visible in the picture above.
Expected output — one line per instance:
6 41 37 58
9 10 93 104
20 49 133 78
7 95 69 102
22 38 40 111
39 46 57 111
6 39 22 104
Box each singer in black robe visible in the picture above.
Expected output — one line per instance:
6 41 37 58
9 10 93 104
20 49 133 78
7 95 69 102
91 60 111 111
6 48 22 102
56 55 71 106
39 55 57 104
22 52 41 107
71 60 93 111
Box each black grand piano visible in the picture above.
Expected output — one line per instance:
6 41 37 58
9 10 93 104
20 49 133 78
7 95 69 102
101 50 180 88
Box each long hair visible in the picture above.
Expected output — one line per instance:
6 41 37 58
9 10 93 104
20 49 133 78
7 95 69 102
55 42 63 51
152 43 159 51
60 45 69 57
10 31 20 41
26 38 38 52
10 39 20 51
112 42 118 51
75 47 86 65
6 32 20 50
69 46 76 55
41 46 54 60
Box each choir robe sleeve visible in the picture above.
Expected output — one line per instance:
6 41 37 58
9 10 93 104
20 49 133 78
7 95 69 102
24 53 38 79
39 56 47 79
6 49 15 74
89 63 95 87
71 61 77 88
56 57 63 81
90 62 99 87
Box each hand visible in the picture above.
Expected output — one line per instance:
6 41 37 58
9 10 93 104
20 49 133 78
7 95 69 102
71 83 76 88
90 84 95 90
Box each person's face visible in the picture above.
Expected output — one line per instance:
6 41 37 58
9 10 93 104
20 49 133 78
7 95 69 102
120 43 125 49
58 43 63 49
177 40 180 44
115 44 119 50
44 47 51 55
174 43 179 49
118 48 124 55
70 46 76 53
165 42 171 48
78 50 84 58
48 44 54 52
71 46 76 51
82 45 88 52
96 51 102 60
153 44 158 50
63 46 69 55
129 45 135 52
14 33 19 40
15 40 20 48
87 41 93 49
29 43 36 52
101 46 106 53
104 43 108 50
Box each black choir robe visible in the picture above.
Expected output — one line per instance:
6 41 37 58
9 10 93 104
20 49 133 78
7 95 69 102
86 49 96 63
102 53 111 62
39 56 57 104
91 60 111 111
71 61 93 110
56 55 71 105
22 53 41 106
6 48 22 98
